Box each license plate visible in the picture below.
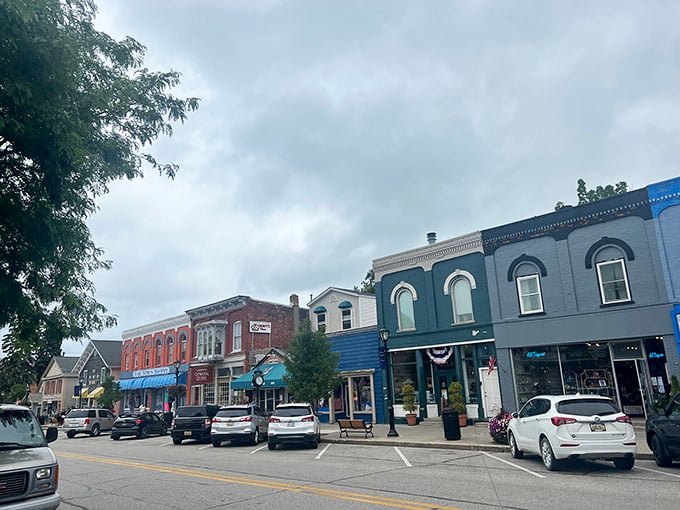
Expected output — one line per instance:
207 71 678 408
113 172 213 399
287 422 295 428
590 423 606 432
184 431 192 436
226 422 233 426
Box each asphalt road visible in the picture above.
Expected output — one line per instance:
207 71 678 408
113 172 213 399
52 431 679 510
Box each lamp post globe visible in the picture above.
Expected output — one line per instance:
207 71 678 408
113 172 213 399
379 328 399 437
173 359 181 386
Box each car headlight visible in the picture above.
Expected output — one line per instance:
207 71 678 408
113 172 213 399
35 468 52 480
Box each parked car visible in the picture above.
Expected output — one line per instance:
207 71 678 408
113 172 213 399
63 408 116 438
0 404 61 509
211 403 269 447
645 392 680 467
267 402 321 450
111 411 167 440
171 405 220 445
507 394 637 471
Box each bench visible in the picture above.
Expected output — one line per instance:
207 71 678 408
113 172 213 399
337 418 374 438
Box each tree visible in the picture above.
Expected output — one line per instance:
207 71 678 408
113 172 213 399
97 375 122 411
283 320 340 411
554 179 628 211
0 0 199 386
354 269 375 294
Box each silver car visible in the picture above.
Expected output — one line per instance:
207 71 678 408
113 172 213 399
211 404 269 446
267 403 321 450
63 408 116 438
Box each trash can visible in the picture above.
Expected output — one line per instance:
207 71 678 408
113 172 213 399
442 408 461 440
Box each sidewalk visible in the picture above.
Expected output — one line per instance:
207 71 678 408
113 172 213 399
320 418 653 460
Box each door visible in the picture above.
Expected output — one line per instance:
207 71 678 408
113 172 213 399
614 360 646 417
434 369 457 410
479 367 502 418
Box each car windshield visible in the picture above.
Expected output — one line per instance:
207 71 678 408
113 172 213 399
556 399 619 416
217 409 248 418
67 409 95 418
176 406 207 417
0 408 46 449
274 407 312 417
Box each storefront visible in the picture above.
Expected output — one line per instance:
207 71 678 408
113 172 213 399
510 337 670 416
118 365 187 412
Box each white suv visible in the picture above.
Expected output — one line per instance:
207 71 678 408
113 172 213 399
63 408 116 438
211 404 269 447
267 403 321 450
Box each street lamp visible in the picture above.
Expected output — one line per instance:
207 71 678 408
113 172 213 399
173 359 181 386
379 328 399 437
78 377 83 409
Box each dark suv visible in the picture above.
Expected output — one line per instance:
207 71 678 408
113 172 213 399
646 393 680 467
170 405 220 445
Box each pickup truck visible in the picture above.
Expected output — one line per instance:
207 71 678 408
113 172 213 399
170 405 220 444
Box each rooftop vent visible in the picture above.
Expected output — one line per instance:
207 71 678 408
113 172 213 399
427 232 437 245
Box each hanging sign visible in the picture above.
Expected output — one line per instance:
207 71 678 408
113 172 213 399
426 346 454 365
250 321 271 333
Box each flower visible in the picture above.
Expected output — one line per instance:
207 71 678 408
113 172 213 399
488 411 513 444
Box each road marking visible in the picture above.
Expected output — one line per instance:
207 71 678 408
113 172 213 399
250 444 268 454
481 452 546 478
635 466 680 479
316 443 331 459
57 452 462 509
394 447 412 467
199 444 212 450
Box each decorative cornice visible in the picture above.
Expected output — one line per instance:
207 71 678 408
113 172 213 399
373 232 483 281
185 296 248 320
122 314 191 340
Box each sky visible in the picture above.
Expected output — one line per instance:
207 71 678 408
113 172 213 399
52 0 680 356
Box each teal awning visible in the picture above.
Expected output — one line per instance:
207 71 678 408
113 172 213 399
313 306 327 313
118 372 186 391
231 363 287 390
338 300 352 308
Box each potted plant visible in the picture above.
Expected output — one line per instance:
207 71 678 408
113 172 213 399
401 383 418 425
448 381 467 427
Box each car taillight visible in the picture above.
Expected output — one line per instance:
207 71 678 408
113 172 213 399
84 418 90 425
550 416 577 426
204 419 211 426
269 417 281 423
135 418 143 425
171 420 175 428
616 415 632 425
211 417 220 423
302 416 314 422
240 416 253 422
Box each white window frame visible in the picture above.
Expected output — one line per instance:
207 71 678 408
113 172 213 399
341 308 352 330
596 259 631 304
396 289 416 331
167 337 174 364
156 338 162 365
233 321 242 352
316 312 326 331
516 274 544 315
450 277 474 324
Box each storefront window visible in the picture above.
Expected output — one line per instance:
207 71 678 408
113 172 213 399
611 340 643 359
349 376 373 411
463 344 478 404
392 351 417 403
512 346 562 406
559 343 613 397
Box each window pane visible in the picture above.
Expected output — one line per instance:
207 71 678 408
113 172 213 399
452 279 473 323
597 260 630 303
517 275 543 314
398 290 415 330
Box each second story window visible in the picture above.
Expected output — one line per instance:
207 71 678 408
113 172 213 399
233 321 242 352
397 289 415 330
156 338 162 365
596 259 631 304
134 352 139 369
451 277 474 324
313 306 327 331
338 301 353 330
517 274 544 315
144 349 150 367
167 337 174 364
180 334 187 361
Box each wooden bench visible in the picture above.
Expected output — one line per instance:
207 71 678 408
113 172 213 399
337 418 374 438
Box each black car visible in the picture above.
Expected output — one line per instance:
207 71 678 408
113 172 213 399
171 405 220 445
111 412 167 440
646 393 680 467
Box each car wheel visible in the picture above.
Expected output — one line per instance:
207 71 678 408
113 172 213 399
250 429 259 446
111 435 120 441
509 431 523 459
66 430 76 439
268 441 276 450
212 439 221 447
90 424 100 437
613 456 635 470
172 438 182 445
652 434 672 468
540 437 559 471
138 427 149 439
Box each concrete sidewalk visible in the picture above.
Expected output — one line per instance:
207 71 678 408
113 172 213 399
320 418 653 460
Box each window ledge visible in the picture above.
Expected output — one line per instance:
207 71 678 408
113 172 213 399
517 311 546 318
451 321 476 327
600 300 634 308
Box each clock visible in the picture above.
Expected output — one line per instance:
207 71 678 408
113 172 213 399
252 373 264 388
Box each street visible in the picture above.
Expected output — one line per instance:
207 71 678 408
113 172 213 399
52 432 679 510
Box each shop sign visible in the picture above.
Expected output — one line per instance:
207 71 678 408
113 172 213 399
250 321 271 333
648 352 665 359
526 351 546 358
192 367 214 384
133 367 171 378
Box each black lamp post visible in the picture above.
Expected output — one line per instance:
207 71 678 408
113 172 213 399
173 359 181 386
379 328 399 437
78 378 83 409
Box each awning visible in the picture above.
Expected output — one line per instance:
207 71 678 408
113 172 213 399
313 306 327 313
118 372 186 391
338 300 352 308
88 386 105 399
80 388 90 399
231 363 287 390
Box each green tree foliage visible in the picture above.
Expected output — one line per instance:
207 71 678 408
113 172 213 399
554 179 628 211
353 269 375 294
9 383 27 404
97 375 122 410
0 0 199 386
283 320 340 411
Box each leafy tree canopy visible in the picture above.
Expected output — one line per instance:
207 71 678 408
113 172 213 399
0 0 199 386
97 375 122 410
555 179 628 211
283 320 340 411
354 269 375 294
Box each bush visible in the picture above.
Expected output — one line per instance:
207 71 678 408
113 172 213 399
401 383 417 414
447 381 467 414
488 411 513 444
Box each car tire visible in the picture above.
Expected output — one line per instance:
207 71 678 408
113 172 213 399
111 435 120 441
173 438 182 445
540 436 559 471
66 430 76 439
138 427 149 439
212 439 221 447
613 456 635 470
509 431 523 459
90 424 100 437
652 434 672 468
268 441 276 450
250 429 259 446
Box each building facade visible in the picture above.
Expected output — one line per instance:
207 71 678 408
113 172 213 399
38 356 78 417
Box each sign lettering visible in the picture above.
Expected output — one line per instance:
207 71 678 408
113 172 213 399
250 321 272 334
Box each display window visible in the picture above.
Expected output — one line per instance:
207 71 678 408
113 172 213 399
512 346 562 406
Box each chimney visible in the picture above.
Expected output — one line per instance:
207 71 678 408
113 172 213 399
290 294 300 332
427 232 437 245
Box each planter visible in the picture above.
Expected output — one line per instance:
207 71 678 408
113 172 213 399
406 413 418 426
458 413 468 427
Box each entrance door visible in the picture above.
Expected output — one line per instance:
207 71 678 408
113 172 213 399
434 369 457 410
479 368 502 418
614 360 646 417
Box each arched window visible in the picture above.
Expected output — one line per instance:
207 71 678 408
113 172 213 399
451 278 474 323
156 338 162 365
180 333 187 361
233 321 242 352
397 289 415 330
167 336 174 364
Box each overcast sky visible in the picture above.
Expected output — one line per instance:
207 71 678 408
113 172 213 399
54 1 680 355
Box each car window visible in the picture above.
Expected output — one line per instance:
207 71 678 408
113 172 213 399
88 410 96 418
0 408 46 448
67 409 89 418
176 406 208 417
556 399 619 416
535 399 551 415
518 400 537 418
216 409 249 418
274 406 312 417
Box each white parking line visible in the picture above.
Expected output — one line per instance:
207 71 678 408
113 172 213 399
250 444 268 454
394 447 412 467
315 443 331 459
635 466 680 479
481 452 546 479
199 444 212 450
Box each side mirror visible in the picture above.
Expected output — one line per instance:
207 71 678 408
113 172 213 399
45 426 58 443
512 412 519 419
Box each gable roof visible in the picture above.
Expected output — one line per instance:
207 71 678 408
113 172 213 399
307 287 373 307
91 339 123 367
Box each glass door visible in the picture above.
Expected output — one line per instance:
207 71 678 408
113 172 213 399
613 360 646 417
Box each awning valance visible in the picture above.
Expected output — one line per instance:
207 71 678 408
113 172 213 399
313 306 327 313
88 386 105 399
231 363 287 390
338 300 352 309
118 372 186 391
80 388 90 399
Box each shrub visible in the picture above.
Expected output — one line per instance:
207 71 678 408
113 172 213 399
401 383 417 414
447 381 467 414
488 411 513 444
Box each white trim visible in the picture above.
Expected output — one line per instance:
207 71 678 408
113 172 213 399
389 281 418 304
443 269 477 294
389 338 495 352
596 259 631 304
516 274 544 314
